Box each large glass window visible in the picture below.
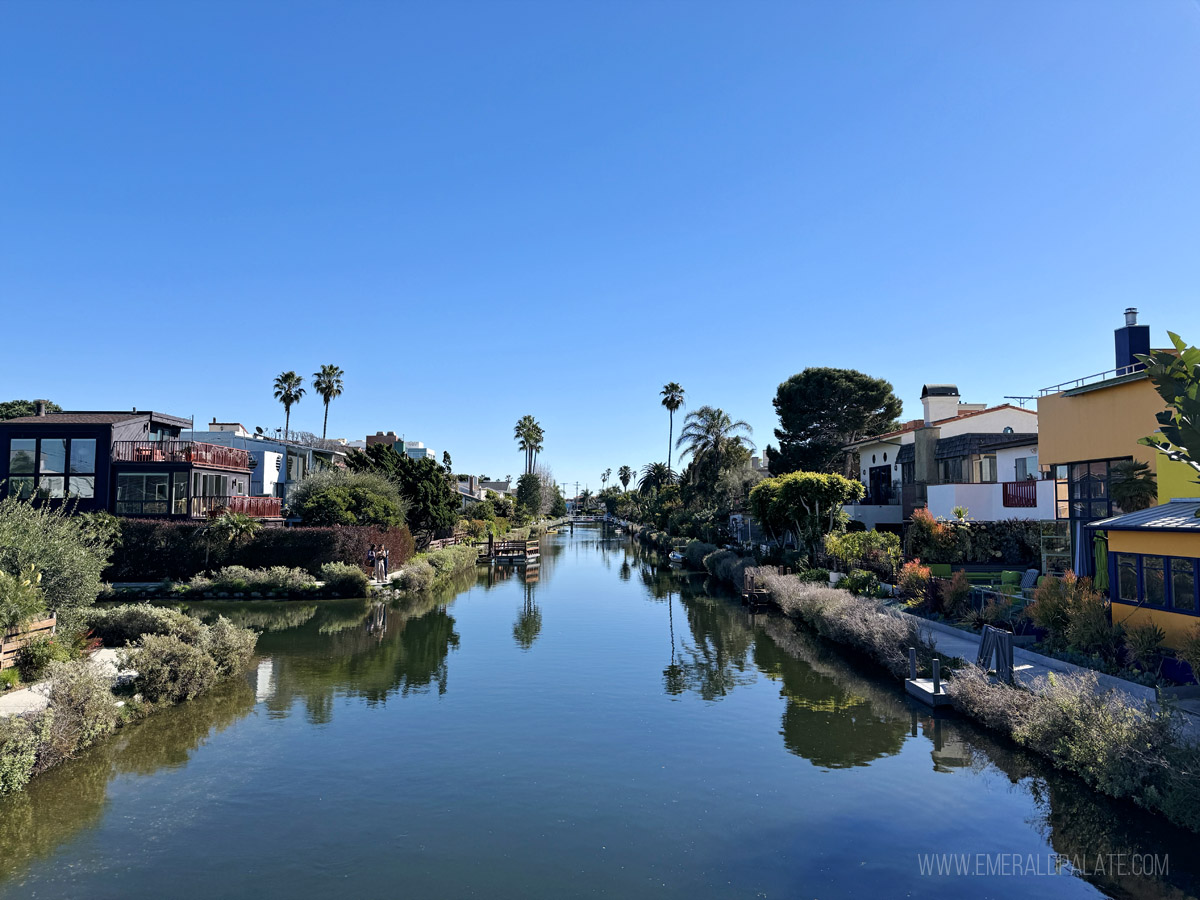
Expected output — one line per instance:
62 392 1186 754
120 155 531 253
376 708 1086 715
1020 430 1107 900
973 455 997 484
938 457 964 484
1171 559 1197 612
173 472 188 515
39 439 66 475
70 439 95 474
116 473 170 514
37 476 65 498
68 476 95 499
1143 557 1167 608
9 439 35 475
7 477 33 500
1116 554 1139 603
1062 458 1128 522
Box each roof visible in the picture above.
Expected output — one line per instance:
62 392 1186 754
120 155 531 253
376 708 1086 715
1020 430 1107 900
934 432 1038 460
0 410 191 426
1090 498 1200 532
845 404 1037 449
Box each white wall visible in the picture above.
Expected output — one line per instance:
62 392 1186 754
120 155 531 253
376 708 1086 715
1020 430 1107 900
856 436 912 484
995 445 1038 482
844 503 904 529
939 407 1038 439
927 479 1057 521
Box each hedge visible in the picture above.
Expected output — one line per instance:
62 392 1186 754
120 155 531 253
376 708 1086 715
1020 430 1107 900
105 520 415 581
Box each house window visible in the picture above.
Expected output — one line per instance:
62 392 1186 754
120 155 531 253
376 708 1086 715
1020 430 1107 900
938 457 964 484
68 439 96 499
1063 458 1129 522
901 461 914 484
8 439 35 498
1112 552 1200 614
1116 554 1139 603
1171 559 1197 613
8 437 97 500
1143 557 1166 608
116 473 170 515
973 455 997 484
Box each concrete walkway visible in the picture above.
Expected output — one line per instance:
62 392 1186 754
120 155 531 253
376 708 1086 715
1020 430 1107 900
0 649 126 718
905 612 1200 741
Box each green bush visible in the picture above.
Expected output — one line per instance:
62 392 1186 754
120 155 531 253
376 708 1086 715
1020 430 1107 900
390 545 477 595
202 616 258 677
14 635 72 683
683 541 719 571
391 559 435 593
1179 624 1200 683
936 570 972 619
825 530 900 578
86 604 205 647
0 567 47 636
288 468 408 528
319 562 370 597
797 568 830 584
703 550 752 589
41 660 120 757
841 569 880 597
123 634 217 703
898 560 931 602
196 565 317 594
0 498 115 634
1124 623 1166 674
0 668 18 691
0 713 42 793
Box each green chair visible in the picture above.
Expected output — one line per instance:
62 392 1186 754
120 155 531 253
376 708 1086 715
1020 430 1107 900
929 564 952 578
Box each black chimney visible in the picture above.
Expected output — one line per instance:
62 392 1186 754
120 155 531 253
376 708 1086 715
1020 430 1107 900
1115 307 1150 373
34 400 46 417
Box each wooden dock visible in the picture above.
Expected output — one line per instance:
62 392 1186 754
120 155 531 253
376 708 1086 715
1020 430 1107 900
741 567 792 607
479 536 541 565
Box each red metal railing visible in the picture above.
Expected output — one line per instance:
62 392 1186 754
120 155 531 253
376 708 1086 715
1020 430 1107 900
192 495 282 518
1002 480 1038 508
112 440 250 471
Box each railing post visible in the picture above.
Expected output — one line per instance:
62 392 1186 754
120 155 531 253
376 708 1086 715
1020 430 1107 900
932 658 941 694
908 647 917 680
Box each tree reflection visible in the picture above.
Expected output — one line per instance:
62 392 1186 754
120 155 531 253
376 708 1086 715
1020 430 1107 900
513 583 542 651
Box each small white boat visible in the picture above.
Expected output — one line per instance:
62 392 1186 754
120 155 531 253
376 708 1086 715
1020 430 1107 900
668 551 684 564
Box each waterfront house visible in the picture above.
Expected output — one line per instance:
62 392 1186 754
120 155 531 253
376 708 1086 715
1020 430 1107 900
365 431 438 461
1090 499 1200 649
0 404 281 519
843 385 1050 530
180 420 346 501
1037 308 1200 571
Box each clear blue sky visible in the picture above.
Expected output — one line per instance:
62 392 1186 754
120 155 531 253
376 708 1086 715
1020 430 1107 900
4 2 1200 492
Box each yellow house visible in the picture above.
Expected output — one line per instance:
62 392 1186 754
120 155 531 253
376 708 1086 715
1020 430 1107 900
1092 500 1200 648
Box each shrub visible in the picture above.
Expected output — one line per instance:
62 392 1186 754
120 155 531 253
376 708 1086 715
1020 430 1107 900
824 530 900 578
937 570 972 619
86 604 205 647
0 498 115 634
1063 585 1120 661
1028 575 1072 644
841 569 880 597
391 559 435 594
202 616 258 677
703 550 752 590
758 575 937 680
1179 624 1200 684
206 565 317 593
105 521 415 582
898 559 931 602
683 541 719 571
14 635 72 683
1124 623 1166 674
41 659 120 757
123 634 218 703
319 562 370 597
0 567 47 636
0 713 42 793
288 468 409 528
797 568 830 584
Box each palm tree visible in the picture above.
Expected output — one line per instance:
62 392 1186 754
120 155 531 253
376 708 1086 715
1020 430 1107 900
661 383 685 474
1110 459 1158 512
638 462 676 495
514 415 543 474
312 364 344 440
601 468 612 491
618 465 633 491
273 371 305 441
675 405 754 476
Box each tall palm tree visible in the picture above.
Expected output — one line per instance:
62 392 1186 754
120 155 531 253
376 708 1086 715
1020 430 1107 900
514 415 544 474
601 468 612 491
661 383 685 474
578 488 594 511
273 371 305 441
312 364 344 440
675 405 754 476
618 465 633 491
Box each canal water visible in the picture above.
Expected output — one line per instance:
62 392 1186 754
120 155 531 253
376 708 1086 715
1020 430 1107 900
1 527 1196 899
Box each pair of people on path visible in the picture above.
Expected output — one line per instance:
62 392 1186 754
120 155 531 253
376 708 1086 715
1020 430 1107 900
367 544 389 582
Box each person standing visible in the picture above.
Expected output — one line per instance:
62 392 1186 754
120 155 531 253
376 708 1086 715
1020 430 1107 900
366 544 377 580
382 547 390 579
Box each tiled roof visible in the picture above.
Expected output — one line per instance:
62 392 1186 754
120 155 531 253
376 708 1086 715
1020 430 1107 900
1090 498 1200 532
846 404 1037 448
1 412 143 425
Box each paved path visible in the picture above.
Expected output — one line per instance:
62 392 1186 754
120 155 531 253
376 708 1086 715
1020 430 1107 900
0 649 127 719
906 612 1200 742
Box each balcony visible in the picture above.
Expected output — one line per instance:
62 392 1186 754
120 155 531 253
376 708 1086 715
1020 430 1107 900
112 440 250 471
193 495 283 518
926 480 1058 522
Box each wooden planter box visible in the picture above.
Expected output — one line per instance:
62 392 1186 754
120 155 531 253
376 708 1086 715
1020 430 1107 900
0 616 57 670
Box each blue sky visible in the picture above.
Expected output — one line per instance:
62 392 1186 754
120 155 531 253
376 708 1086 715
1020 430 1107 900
3 2 1200 492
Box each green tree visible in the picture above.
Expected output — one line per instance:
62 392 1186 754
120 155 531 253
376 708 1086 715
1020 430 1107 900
273 371 306 441
442 451 452 471
345 444 458 545
312 364 344 440
288 468 408 528
601 468 611 491
767 368 902 476
517 473 543 517
549 489 568 518
617 465 633 491
578 488 594 511
638 462 676 495
0 400 62 421
749 471 865 559
660 383 685 473
1109 459 1158 513
675 406 754 485
1138 333 1200 499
